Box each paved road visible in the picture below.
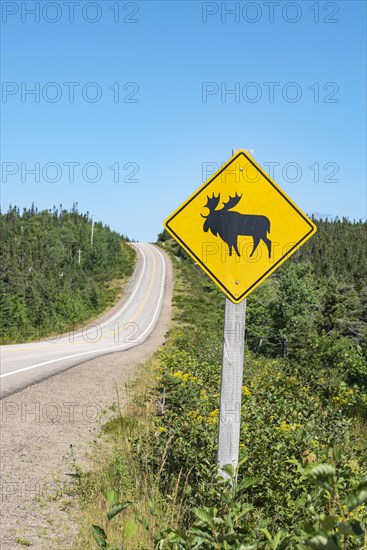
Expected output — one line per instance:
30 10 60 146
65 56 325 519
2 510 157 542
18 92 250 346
0 243 167 398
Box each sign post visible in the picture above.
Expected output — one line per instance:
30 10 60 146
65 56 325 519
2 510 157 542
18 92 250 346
218 296 247 480
163 148 317 482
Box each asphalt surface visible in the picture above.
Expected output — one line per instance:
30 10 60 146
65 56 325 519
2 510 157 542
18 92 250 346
0 243 167 398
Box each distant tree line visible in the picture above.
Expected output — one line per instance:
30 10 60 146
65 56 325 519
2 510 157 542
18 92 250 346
0 204 135 343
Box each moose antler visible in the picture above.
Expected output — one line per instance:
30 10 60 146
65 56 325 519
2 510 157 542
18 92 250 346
222 193 242 211
203 194 221 212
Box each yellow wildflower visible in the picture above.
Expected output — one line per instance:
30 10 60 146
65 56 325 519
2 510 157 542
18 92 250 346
172 370 183 378
200 389 208 400
156 426 167 433
349 504 366 521
206 417 218 425
278 421 292 431
242 385 252 397
276 420 300 432
172 370 197 383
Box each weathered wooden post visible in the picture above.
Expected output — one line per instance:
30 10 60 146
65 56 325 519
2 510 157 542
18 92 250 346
217 297 246 481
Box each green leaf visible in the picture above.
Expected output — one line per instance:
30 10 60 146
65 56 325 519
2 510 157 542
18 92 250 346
331 445 342 464
273 530 287 546
336 522 355 535
165 529 186 543
308 464 336 481
237 504 254 519
136 516 150 530
148 500 159 518
225 490 232 505
260 528 272 543
92 525 107 549
189 526 214 541
124 519 138 540
285 459 302 466
237 457 247 470
194 507 214 524
219 532 237 543
322 515 336 531
346 479 367 511
105 489 119 506
303 535 340 550
221 463 235 478
238 476 263 490
107 502 130 520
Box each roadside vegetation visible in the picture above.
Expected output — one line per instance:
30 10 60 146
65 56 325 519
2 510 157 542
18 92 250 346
0 204 135 343
74 218 366 549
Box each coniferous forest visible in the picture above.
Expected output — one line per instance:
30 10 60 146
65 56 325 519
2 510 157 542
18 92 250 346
0 205 135 343
245 218 367 381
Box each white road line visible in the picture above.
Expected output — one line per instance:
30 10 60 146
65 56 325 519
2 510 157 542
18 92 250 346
0 245 166 379
89 243 147 330
141 243 166 336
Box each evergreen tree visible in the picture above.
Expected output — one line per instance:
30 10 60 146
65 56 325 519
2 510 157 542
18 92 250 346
0 206 135 343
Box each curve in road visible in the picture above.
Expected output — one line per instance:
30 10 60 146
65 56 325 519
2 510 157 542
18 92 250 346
0 243 167 398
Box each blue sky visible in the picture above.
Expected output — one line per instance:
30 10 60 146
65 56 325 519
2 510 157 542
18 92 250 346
1 0 366 241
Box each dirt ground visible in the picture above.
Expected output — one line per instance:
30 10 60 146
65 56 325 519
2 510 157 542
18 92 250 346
0 254 173 550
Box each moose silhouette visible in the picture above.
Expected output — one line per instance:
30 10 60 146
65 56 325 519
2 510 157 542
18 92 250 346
201 193 272 259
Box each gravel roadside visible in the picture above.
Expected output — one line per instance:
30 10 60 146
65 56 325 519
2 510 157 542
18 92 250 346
0 251 173 550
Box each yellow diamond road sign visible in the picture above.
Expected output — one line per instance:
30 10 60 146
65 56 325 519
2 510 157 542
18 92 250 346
164 150 317 303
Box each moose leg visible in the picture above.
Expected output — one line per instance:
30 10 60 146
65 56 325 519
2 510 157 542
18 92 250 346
263 237 272 259
234 241 241 257
249 237 260 257
227 244 233 256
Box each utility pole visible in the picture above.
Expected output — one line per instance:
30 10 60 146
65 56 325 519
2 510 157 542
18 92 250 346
91 213 95 247
216 149 252 483
77 248 82 266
